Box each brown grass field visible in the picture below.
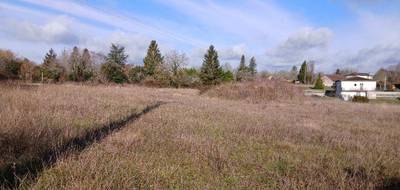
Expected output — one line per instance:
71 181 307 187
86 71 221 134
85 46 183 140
1 81 400 189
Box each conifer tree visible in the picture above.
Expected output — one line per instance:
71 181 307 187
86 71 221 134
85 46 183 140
238 55 247 72
249 57 257 76
42 49 65 81
143 40 163 76
43 49 57 69
107 44 128 66
314 73 324 89
101 44 127 83
81 48 92 80
69 46 81 81
298 61 307 84
200 45 223 85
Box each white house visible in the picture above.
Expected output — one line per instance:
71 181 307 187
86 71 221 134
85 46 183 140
335 77 377 101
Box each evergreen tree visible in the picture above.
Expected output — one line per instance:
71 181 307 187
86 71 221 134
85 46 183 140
101 44 128 83
143 40 163 76
314 73 324 89
107 44 128 66
238 55 247 72
81 48 93 80
69 46 81 81
42 49 64 81
249 57 257 76
43 49 57 68
200 45 223 85
298 61 307 84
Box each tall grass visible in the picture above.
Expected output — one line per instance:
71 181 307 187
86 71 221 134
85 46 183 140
30 82 400 189
0 83 154 186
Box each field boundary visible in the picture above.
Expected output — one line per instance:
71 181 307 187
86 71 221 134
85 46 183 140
0 101 165 189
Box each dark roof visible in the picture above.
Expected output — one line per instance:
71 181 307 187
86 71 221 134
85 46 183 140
341 77 374 81
345 72 370 76
325 74 345 81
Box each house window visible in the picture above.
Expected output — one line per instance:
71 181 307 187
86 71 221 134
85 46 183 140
354 84 357 87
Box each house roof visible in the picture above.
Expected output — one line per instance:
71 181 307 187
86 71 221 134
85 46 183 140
341 77 375 81
325 74 345 81
345 72 371 77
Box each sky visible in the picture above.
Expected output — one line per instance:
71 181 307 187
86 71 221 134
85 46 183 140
1 0 400 73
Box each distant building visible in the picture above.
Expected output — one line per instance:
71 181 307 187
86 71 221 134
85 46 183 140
323 74 345 88
335 76 377 101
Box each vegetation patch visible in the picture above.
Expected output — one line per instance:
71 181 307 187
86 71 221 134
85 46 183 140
203 79 306 103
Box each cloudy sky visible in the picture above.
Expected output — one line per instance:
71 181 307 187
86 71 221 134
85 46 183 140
1 0 400 73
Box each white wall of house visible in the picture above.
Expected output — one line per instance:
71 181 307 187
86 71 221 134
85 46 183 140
335 80 377 100
340 81 376 91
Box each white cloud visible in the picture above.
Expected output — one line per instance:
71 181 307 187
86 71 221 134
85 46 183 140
19 0 205 48
265 27 332 68
0 16 80 45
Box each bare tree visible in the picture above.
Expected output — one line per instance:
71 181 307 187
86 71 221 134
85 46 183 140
164 50 188 76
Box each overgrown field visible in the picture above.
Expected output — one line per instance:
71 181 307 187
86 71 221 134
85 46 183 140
1 82 400 189
0 83 156 186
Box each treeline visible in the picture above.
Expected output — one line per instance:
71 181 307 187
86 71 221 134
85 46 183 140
0 41 258 87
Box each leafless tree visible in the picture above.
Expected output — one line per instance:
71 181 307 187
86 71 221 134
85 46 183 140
164 50 188 76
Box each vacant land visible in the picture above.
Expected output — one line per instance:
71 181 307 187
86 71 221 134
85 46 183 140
0 83 157 187
1 82 399 189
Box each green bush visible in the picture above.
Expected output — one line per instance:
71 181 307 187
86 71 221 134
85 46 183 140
101 62 127 84
352 96 369 103
5 60 22 78
221 70 234 82
313 74 324 90
128 66 145 83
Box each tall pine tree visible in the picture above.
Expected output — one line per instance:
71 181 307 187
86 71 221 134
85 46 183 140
249 57 257 76
298 61 307 84
69 46 81 81
143 40 163 76
42 49 64 81
200 45 223 85
238 55 247 72
101 44 128 83
43 49 57 69
107 44 128 66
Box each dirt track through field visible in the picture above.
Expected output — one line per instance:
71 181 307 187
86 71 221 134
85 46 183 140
0 101 165 189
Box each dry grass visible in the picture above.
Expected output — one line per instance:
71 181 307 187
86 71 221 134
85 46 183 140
0 83 155 185
28 82 400 189
203 79 306 103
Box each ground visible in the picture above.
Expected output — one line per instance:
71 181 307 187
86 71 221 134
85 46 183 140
1 84 400 189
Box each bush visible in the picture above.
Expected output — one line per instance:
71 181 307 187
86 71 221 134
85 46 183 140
101 62 127 84
313 74 324 90
221 70 234 82
4 60 22 78
128 66 145 83
352 96 369 103
204 78 306 103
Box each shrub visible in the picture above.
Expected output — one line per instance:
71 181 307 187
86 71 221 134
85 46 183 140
221 70 234 82
4 60 22 78
313 73 324 89
204 78 306 103
101 62 127 84
352 95 369 103
128 66 145 83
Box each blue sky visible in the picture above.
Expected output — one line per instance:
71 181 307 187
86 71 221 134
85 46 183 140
1 0 400 73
